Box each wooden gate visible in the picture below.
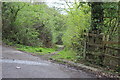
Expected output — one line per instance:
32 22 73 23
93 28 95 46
84 31 120 70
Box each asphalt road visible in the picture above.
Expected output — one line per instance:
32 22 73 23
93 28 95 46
1 45 97 78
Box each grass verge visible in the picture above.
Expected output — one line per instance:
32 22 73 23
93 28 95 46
51 49 77 61
15 44 56 55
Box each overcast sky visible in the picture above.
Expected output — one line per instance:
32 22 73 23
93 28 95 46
45 0 74 14
45 0 73 9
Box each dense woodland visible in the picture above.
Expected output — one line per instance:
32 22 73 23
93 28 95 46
2 1 120 72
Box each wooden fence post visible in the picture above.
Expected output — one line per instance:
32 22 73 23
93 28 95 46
83 38 86 59
105 35 109 54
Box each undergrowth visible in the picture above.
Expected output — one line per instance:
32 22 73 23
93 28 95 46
52 49 77 61
3 40 56 55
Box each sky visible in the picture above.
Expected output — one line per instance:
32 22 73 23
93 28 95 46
45 0 73 9
45 0 74 14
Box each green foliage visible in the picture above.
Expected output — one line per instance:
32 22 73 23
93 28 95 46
62 3 91 54
2 2 66 47
102 2 119 41
2 2 40 46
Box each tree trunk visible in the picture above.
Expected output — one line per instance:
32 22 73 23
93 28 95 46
91 2 104 33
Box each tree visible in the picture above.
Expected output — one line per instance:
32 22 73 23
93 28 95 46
2 2 26 42
91 2 104 33
2 2 66 47
62 2 91 55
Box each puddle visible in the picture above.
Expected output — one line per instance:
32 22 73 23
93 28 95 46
0 59 49 66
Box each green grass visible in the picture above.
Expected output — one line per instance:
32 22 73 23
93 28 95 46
52 49 76 61
15 44 56 55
